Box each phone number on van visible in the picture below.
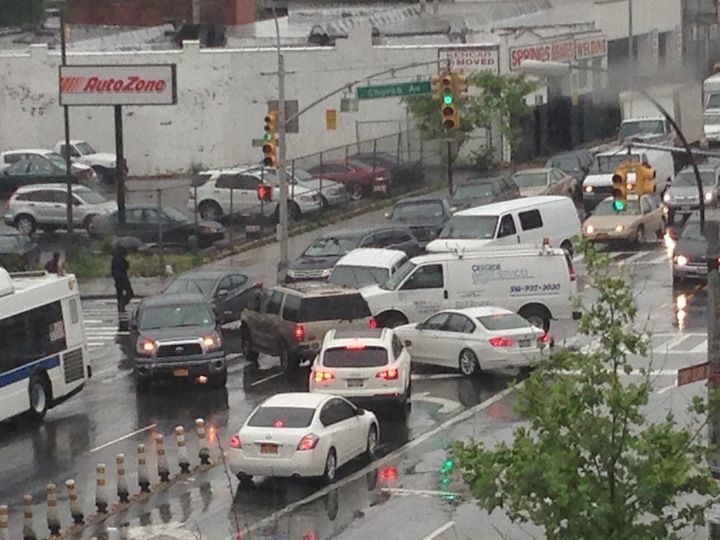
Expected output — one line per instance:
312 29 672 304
511 283 561 295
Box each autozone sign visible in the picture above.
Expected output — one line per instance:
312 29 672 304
59 64 177 106
438 46 499 73
509 40 575 71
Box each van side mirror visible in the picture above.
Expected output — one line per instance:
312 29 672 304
404 339 413 347
415 322 424 330
355 407 365 416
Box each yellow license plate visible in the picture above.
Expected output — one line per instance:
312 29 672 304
260 444 278 454
173 368 189 377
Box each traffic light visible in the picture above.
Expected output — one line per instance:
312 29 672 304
452 71 468 103
262 110 279 167
611 169 628 212
256 183 272 202
440 72 458 130
635 164 656 196
431 73 444 102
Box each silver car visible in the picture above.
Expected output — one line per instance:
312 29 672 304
288 167 350 208
4 183 117 234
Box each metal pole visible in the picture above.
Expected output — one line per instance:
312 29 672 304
229 187 234 245
157 189 164 273
60 8 73 236
271 7 288 281
446 139 454 195
114 106 126 229
710 222 720 540
627 0 634 117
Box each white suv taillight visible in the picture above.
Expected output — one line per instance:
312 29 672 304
297 433 319 451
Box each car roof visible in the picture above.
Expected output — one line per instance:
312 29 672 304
173 270 233 280
325 328 389 346
261 392 329 409
321 225 409 238
274 281 360 297
140 292 208 307
459 175 505 185
514 168 549 174
446 306 516 318
15 183 92 192
2 148 54 155
455 195 569 216
335 248 406 268
395 195 446 204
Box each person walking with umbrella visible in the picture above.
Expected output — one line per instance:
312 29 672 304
111 245 134 313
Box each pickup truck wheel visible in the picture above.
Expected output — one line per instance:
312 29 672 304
280 350 300 375
241 331 259 363
92 166 110 183
348 183 364 201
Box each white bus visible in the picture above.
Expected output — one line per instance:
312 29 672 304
0 268 91 422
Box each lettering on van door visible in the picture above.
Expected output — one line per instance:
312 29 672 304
471 264 531 284
510 283 562 296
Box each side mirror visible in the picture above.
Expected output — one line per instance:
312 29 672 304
415 322 424 330
404 339 413 348
216 289 229 299
355 407 365 416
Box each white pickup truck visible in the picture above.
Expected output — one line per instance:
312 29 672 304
54 140 118 183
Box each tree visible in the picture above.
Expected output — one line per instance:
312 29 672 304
0 0 44 28
451 240 720 539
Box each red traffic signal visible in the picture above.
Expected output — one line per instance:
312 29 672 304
611 174 623 185
257 184 272 202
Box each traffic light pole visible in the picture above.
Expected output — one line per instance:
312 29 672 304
446 139 454 195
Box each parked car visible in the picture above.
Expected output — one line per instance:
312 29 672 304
449 175 520 212
0 231 39 271
395 307 548 377
91 205 225 248
349 151 423 188
511 168 576 198
385 196 451 245
189 166 322 222
240 282 376 374
0 149 95 182
0 153 90 199
287 167 350 208
307 160 392 200
286 226 421 282
328 248 408 289
130 293 227 390
55 140 119 183
663 161 720 224
545 149 594 186
163 269 264 323
582 194 665 245
4 184 116 234
228 392 379 484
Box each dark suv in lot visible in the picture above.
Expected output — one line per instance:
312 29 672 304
240 282 376 374
130 293 227 390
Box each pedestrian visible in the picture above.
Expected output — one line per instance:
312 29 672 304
44 252 65 275
111 245 134 313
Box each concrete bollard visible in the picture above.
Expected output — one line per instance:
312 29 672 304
46 484 61 537
0 504 8 540
175 426 191 474
22 494 37 540
65 479 84 525
155 434 170 482
137 444 151 493
116 454 129 503
95 464 108 514
195 418 211 465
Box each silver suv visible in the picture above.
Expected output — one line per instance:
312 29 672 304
4 184 116 234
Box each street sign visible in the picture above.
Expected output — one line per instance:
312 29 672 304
356 81 431 100
677 361 711 386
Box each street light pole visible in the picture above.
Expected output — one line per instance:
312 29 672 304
59 6 74 236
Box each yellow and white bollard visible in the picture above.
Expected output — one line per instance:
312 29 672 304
195 418 210 465
45 484 61 537
65 479 84 525
137 444 150 493
116 454 129 503
175 426 191 474
95 464 108 513
22 494 37 540
0 504 8 540
155 434 170 482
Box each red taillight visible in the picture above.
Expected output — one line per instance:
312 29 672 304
230 435 242 449
368 317 378 329
312 370 335 383
379 465 398 482
376 368 399 380
488 337 513 347
297 433 319 451
538 334 551 344
346 343 366 350
273 419 285 428
255 281 264 289
293 324 305 341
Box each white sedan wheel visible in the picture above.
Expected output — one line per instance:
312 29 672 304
458 349 480 377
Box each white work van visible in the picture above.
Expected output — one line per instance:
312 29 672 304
425 196 580 255
361 245 580 332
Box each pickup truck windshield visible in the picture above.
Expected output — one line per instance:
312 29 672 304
618 120 666 140
591 154 641 174
76 142 96 155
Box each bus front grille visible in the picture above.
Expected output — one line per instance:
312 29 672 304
63 349 85 383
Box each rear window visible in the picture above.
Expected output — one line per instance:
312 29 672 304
247 406 315 428
323 346 388 368
297 294 371 322
477 313 530 331
192 173 212 187
328 266 390 288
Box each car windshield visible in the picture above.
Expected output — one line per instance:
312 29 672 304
478 313 531 331
547 157 580 171
591 154 641 174
593 199 641 216
247 406 315 428
513 172 547 188
76 142 96 154
165 278 217 296
618 120 666 139
681 221 705 241
290 168 313 181
392 201 443 220
329 265 390 288
303 235 359 257
139 304 214 330
382 260 415 290
164 207 189 223
323 346 388 368
674 171 717 186
46 152 67 169
297 294 371 321
76 189 107 204
438 216 498 239
705 114 720 126
708 94 720 109
453 183 494 201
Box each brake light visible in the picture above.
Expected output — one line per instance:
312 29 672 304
230 435 242 449
293 324 305 341
368 317 378 329
273 419 285 428
376 368 399 380
488 337 513 347
312 370 335 383
346 343 366 350
297 433 319 451
537 334 551 344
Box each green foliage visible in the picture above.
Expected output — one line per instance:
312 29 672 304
451 239 720 539
0 0 44 27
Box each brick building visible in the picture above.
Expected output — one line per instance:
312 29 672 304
67 0 255 26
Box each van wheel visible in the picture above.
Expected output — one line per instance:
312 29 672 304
656 222 666 240
458 349 480 377
28 374 50 421
365 425 378 460
519 305 550 333
379 312 408 328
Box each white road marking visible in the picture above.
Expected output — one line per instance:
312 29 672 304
411 373 462 381
422 521 456 540
90 424 158 453
657 383 677 395
249 372 283 386
412 392 461 414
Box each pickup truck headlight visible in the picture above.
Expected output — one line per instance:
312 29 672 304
584 185 593 193
203 334 222 351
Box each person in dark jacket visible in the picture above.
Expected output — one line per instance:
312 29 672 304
111 245 134 313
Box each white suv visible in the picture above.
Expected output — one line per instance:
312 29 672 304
308 328 412 416
189 166 323 221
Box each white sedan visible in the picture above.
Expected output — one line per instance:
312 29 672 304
228 392 379 485
395 307 549 377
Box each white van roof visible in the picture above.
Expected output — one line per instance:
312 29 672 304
335 248 406 269
409 244 565 266
455 195 571 217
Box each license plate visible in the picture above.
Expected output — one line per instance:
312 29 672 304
260 443 278 454
346 379 364 388
173 368 189 377
373 184 387 193
518 339 531 348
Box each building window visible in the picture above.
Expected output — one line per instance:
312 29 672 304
658 32 669 66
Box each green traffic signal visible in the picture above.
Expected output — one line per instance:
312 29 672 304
612 199 626 212
443 94 453 105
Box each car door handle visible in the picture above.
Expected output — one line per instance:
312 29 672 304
443 290 448 299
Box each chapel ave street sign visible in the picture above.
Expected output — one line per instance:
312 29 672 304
356 80 431 100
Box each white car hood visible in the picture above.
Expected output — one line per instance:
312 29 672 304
425 238 493 253
79 152 116 167
583 173 613 187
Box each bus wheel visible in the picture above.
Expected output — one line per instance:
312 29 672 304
28 375 49 421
